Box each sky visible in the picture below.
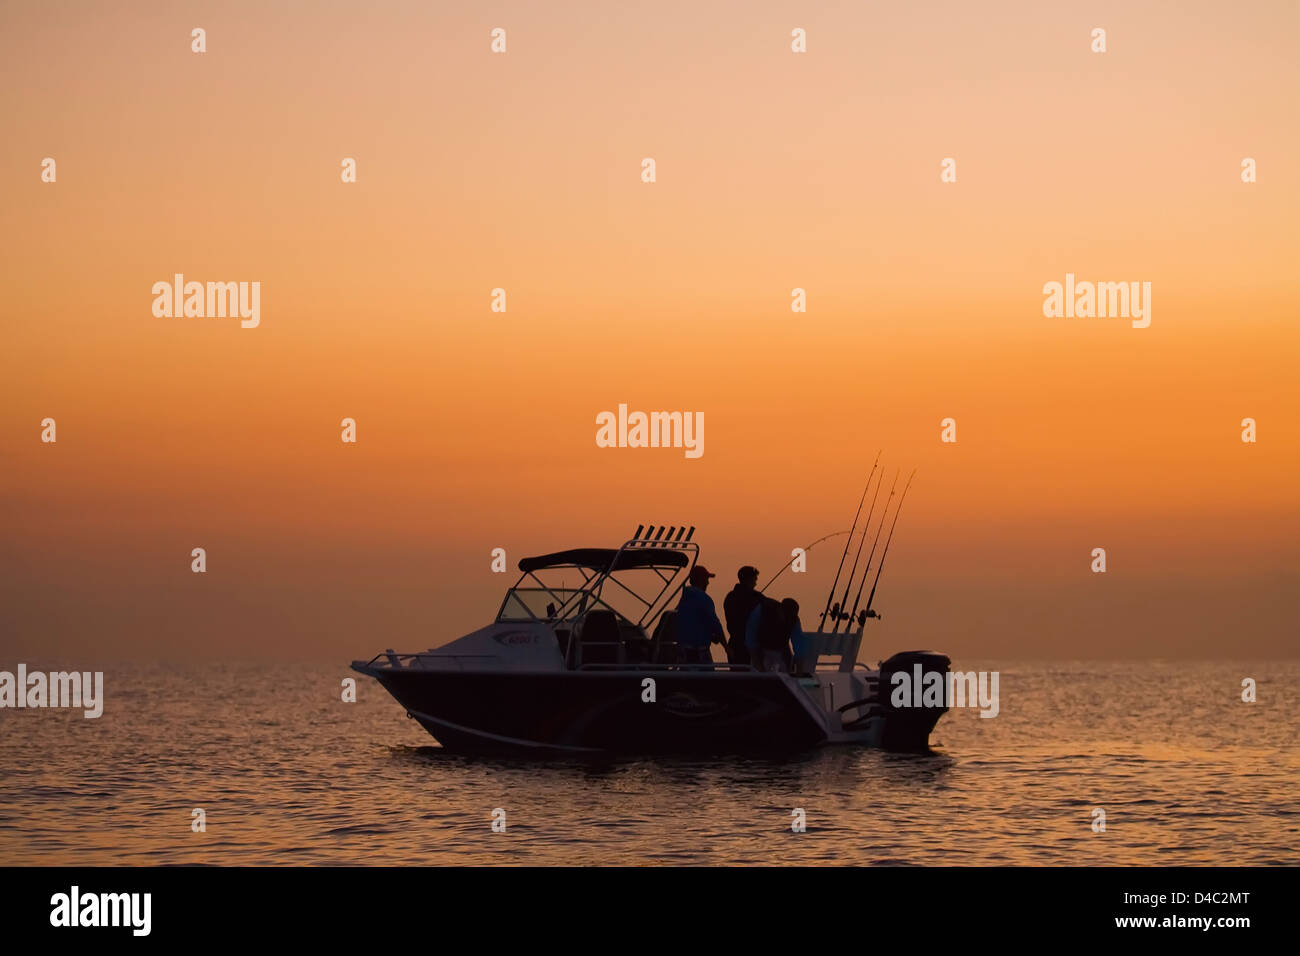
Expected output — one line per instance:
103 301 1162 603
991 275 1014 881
1 0 1297 662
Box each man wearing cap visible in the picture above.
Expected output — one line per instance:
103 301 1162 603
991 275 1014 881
674 565 725 666
723 566 763 666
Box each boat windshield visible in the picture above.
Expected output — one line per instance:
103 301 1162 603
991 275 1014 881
496 567 684 627
496 588 616 623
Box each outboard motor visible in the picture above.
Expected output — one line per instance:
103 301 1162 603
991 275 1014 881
877 650 951 751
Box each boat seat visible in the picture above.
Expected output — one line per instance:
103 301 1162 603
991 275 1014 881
576 610 622 667
650 611 679 665
620 623 651 665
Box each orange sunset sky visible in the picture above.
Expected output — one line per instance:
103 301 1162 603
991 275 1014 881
2 1 1297 661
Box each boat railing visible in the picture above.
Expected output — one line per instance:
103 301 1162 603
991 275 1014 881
366 652 501 670
576 661 757 672
800 628 866 673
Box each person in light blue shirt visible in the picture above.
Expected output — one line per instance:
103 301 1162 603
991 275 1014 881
675 565 725 665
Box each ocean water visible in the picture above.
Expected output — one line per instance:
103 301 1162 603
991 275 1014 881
1 661 1296 866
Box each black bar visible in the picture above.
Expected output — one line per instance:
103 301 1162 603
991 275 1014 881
0 866 1282 943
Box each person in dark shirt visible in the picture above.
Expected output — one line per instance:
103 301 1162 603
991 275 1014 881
781 598 804 673
722 566 763 666
745 596 801 673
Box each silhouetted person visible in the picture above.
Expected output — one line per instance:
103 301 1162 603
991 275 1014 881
746 596 798 673
782 598 805 673
723 565 763 665
675 565 724 666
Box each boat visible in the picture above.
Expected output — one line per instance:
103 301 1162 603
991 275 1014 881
352 519 951 756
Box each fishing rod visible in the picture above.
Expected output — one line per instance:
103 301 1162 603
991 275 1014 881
845 469 905 627
860 469 917 622
759 527 869 595
817 453 880 630
830 467 888 633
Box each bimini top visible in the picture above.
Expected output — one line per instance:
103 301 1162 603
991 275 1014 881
518 548 690 574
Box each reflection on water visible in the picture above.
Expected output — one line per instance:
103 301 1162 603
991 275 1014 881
1 661 1296 865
